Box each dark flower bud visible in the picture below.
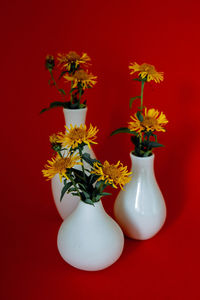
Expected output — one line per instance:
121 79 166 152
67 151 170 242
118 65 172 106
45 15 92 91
45 55 55 70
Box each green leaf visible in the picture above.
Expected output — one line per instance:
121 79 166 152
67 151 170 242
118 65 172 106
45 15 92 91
143 151 152 157
79 103 86 108
95 194 102 201
129 96 141 109
70 88 77 94
69 102 80 109
131 135 140 146
95 180 103 190
82 190 90 199
82 153 100 166
89 174 99 185
148 141 164 148
40 101 67 114
136 111 143 122
60 182 73 202
132 78 142 81
78 183 87 190
59 88 66 95
66 187 76 192
58 70 67 79
111 127 133 136
83 198 94 205
100 192 111 196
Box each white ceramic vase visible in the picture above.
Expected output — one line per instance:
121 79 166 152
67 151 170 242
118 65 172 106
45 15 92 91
114 153 166 240
51 107 96 220
57 200 124 271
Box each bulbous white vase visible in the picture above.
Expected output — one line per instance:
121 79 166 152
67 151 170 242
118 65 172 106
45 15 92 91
57 200 124 271
51 107 96 220
114 153 166 240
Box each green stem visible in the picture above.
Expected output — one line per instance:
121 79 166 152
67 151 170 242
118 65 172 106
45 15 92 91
140 80 145 111
79 86 82 106
78 146 86 181
70 81 73 104
68 173 81 198
57 150 62 158
49 69 65 99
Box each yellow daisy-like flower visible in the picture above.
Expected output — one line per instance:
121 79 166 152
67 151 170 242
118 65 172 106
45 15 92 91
49 133 62 144
42 153 82 182
129 62 164 83
91 160 132 190
64 69 97 90
128 108 168 133
58 124 98 149
57 51 91 70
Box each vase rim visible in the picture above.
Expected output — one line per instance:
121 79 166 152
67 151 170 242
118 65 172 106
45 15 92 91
63 106 87 111
130 152 155 160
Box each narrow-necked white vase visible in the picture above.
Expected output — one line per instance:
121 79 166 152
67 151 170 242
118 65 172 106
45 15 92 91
57 200 124 271
51 107 96 220
114 153 166 240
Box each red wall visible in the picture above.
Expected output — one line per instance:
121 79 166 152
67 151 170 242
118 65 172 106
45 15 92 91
1 0 200 299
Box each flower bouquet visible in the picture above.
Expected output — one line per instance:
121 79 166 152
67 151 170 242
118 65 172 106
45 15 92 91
42 124 132 271
112 62 168 240
41 51 97 112
112 62 168 157
41 51 98 218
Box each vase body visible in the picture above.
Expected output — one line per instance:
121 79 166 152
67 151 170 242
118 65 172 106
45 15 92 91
57 200 124 271
114 153 166 240
51 107 96 220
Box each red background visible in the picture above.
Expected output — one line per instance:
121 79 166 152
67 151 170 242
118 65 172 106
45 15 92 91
1 0 200 299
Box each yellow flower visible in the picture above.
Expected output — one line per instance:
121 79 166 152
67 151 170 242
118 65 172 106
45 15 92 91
49 133 62 144
128 108 168 133
58 124 98 149
64 69 97 90
57 51 91 70
91 160 132 190
129 62 164 83
42 153 82 182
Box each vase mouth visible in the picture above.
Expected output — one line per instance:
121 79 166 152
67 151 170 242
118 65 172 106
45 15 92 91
63 106 87 111
130 151 154 160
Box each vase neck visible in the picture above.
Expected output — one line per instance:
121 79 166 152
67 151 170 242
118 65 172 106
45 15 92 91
130 153 155 176
75 200 105 216
63 107 87 128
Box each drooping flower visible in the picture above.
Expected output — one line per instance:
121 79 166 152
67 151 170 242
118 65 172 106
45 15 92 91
64 69 97 90
42 153 82 182
91 160 132 190
129 62 164 83
128 108 168 133
58 124 98 149
57 51 91 71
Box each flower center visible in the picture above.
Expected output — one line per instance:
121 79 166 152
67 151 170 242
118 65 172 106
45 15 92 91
74 70 89 80
103 165 121 180
67 51 80 62
141 64 155 73
54 158 69 171
68 128 86 140
141 116 158 128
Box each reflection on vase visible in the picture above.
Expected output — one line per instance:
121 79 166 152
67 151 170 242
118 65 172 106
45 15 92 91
114 153 166 240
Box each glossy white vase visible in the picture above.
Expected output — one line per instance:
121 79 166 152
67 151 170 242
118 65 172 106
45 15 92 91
51 107 96 220
57 200 124 271
114 153 166 240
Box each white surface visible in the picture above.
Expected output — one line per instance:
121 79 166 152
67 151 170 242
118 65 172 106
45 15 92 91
51 107 96 220
57 200 124 271
114 153 166 240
